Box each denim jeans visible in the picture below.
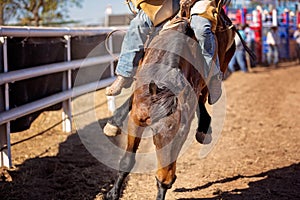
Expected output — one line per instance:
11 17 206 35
115 10 153 77
115 9 219 79
190 15 220 78
228 49 247 72
296 43 300 63
267 45 279 66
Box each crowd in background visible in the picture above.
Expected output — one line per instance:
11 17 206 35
228 23 256 73
228 22 300 73
294 24 300 64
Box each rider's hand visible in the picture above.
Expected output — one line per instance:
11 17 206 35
179 0 198 17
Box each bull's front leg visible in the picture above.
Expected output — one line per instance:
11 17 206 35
155 165 177 200
105 113 145 200
105 170 129 200
105 152 135 200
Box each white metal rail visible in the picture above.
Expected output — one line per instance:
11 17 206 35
0 26 125 168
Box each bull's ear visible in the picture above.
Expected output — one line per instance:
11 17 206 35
149 81 157 95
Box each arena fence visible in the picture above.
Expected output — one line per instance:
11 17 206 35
0 26 126 168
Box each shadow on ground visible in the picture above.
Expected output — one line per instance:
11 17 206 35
175 163 300 200
0 118 127 200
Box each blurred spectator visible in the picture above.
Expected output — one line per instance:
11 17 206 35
228 25 248 73
244 23 256 68
266 25 280 67
293 24 300 64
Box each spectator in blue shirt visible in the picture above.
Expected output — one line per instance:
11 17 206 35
228 24 248 73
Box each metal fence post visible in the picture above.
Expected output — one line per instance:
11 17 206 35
0 36 12 168
0 26 126 167
109 32 115 77
62 35 72 133
107 32 116 113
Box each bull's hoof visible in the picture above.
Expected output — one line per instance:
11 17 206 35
95 193 105 200
104 188 120 200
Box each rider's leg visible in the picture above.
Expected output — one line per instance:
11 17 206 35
190 7 222 144
106 10 153 96
195 99 212 144
190 15 222 105
104 96 132 136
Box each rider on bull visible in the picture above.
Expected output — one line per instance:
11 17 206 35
104 0 230 144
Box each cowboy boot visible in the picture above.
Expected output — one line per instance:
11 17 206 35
105 75 132 96
195 131 212 144
208 73 222 105
103 121 121 136
195 101 212 144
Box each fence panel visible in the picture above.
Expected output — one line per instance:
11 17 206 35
0 26 126 168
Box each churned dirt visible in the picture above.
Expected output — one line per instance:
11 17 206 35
1 62 300 200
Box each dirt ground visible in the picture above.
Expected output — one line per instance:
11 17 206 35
1 62 300 200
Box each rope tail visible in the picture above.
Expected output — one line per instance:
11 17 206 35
125 0 138 16
216 0 256 61
105 29 127 60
